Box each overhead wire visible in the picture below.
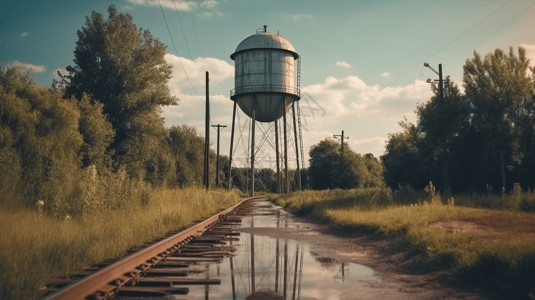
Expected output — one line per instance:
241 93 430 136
389 0 512 86
186 0 207 71
157 0 202 100
470 1 535 53
172 0 203 82
425 0 512 63
183 0 225 128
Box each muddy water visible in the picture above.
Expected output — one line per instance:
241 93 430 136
183 200 382 300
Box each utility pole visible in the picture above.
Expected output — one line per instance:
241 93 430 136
203 71 210 190
212 124 227 187
424 62 449 194
333 130 349 154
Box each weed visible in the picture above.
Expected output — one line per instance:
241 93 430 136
0 187 239 299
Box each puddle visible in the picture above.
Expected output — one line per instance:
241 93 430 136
180 200 380 299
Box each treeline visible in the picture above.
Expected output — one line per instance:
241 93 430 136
381 47 535 194
0 67 225 215
0 6 227 216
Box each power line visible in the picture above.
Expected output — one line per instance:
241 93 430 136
183 0 224 128
390 0 512 85
426 0 512 62
186 0 207 71
173 0 203 81
470 1 535 51
157 0 202 100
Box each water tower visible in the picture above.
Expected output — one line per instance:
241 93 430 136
228 26 302 196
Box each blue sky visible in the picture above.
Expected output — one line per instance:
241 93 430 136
1 0 534 167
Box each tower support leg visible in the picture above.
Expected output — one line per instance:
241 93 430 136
228 101 237 190
275 119 281 194
283 99 289 194
250 107 256 197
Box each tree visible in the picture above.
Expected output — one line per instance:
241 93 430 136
381 119 427 190
308 138 382 190
62 5 177 180
166 125 220 188
416 76 468 193
382 47 535 193
0 67 83 211
76 96 114 171
463 47 532 190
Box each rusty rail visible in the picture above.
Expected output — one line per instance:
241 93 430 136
42 197 257 300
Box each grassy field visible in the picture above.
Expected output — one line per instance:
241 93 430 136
0 187 240 300
271 188 535 299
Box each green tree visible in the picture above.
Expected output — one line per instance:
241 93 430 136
309 138 380 190
463 47 532 190
381 119 427 190
362 153 386 188
0 67 83 212
76 96 114 171
167 125 205 187
416 77 468 193
516 67 535 189
62 5 177 180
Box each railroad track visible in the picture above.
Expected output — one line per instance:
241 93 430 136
40 197 257 300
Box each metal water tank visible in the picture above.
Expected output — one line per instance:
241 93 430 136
230 26 300 123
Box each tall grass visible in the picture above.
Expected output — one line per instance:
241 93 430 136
0 187 239 300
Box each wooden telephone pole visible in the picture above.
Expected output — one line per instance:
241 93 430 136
203 71 210 189
211 124 227 187
333 130 349 154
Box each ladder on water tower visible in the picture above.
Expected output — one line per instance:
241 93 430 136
296 57 305 169
297 102 305 169
297 57 301 95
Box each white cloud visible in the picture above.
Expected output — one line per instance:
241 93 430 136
162 54 234 130
353 136 387 156
7 60 46 73
335 61 351 69
165 54 233 90
126 0 195 11
521 43 535 68
20 31 29 38
381 72 391 78
201 0 218 9
198 10 223 20
299 74 432 156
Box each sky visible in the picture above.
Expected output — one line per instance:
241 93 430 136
1 0 535 169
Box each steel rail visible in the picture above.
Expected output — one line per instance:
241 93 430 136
42 196 257 300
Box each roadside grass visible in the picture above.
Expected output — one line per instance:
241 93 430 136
0 187 239 300
271 188 535 298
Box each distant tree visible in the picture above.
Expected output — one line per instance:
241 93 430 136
167 125 205 187
463 47 532 190
62 5 177 180
516 67 535 189
362 153 386 188
416 76 468 193
256 168 278 193
308 138 382 190
381 119 427 190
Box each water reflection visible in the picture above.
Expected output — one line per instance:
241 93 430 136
183 201 379 299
